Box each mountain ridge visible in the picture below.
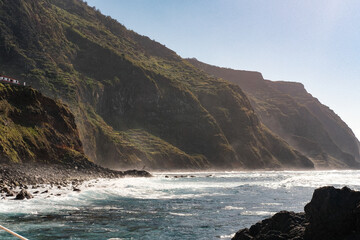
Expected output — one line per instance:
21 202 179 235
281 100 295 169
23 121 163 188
187 58 360 168
0 0 349 170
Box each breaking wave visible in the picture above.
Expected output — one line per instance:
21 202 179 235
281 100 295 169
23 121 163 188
1 170 360 239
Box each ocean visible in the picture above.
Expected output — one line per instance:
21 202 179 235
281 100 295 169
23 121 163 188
1 170 360 240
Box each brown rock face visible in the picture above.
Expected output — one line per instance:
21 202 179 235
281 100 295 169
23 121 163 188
188 58 360 169
270 81 360 163
0 83 85 164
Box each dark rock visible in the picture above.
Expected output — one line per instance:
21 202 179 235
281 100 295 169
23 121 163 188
73 187 81 192
304 186 360 240
233 211 306 240
12 181 20 187
1 186 16 196
232 186 360 240
123 170 152 177
15 189 33 200
233 229 253 240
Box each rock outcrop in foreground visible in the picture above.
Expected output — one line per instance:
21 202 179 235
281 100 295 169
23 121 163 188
233 186 360 240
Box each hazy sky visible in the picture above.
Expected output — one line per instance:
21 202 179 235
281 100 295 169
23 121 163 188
87 0 360 139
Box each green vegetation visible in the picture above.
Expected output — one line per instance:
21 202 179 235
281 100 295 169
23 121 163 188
0 83 86 163
0 0 315 169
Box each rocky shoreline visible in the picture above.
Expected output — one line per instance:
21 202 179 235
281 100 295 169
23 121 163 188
0 160 151 200
232 186 360 240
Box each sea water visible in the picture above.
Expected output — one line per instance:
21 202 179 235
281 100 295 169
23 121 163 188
1 170 360 240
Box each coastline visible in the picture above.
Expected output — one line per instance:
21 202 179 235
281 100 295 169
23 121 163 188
0 160 151 200
1 171 360 239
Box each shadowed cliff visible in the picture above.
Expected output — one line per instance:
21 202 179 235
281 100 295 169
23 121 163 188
188 58 360 168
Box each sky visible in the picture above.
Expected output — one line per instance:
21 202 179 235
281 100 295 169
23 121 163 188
87 0 360 139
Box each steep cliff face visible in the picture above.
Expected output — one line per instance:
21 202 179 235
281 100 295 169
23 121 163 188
188 58 360 168
0 0 313 169
270 81 360 163
0 83 85 163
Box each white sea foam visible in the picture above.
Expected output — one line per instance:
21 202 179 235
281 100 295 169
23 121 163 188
261 202 283 206
241 211 277 216
218 233 235 239
169 212 194 216
224 206 244 210
1 170 360 216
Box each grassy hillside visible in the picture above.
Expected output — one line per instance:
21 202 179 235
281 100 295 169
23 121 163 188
0 83 85 163
188 58 360 168
0 0 313 169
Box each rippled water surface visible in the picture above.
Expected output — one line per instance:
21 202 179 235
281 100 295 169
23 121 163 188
1 170 360 240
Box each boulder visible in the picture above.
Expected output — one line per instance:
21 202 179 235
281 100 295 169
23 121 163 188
232 211 306 240
1 186 16 196
232 186 360 240
123 170 152 177
304 186 360 240
15 189 33 200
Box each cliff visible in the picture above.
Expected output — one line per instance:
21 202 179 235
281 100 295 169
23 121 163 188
0 0 313 170
0 83 84 163
187 58 360 169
